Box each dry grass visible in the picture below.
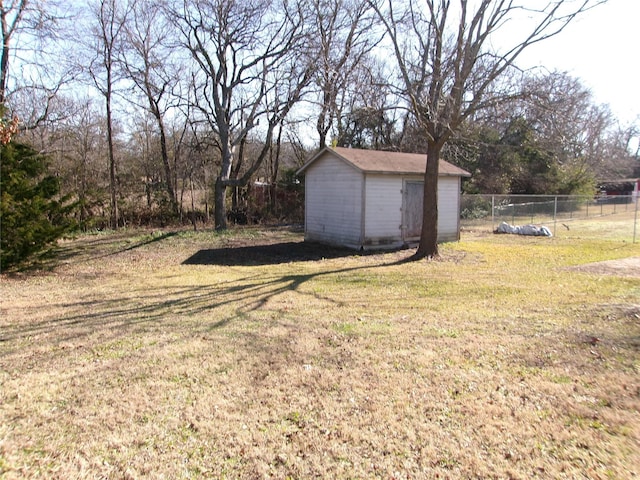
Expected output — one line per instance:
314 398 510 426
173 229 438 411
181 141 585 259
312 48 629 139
1 220 639 479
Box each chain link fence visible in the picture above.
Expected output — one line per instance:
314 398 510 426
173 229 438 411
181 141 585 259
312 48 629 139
460 194 640 242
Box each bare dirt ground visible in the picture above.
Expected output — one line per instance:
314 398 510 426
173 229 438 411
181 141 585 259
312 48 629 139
569 256 640 278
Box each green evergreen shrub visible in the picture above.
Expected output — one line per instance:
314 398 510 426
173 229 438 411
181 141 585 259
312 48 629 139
1 142 77 270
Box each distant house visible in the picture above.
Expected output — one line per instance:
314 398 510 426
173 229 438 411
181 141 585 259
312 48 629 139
597 179 640 203
296 147 471 250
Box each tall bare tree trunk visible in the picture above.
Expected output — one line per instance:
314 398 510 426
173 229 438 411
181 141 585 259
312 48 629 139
106 72 118 230
269 125 283 214
0 16 10 107
90 0 127 230
413 140 441 259
156 114 178 214
0 0 27 107
214 177 227 230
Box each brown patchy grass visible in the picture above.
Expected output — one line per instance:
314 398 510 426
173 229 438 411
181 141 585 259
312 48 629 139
1 223 639 479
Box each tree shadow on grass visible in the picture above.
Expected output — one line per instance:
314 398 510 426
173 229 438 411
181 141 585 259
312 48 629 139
57 231 181 263
0 240 410 357
182 241 389 266
1 254 406 352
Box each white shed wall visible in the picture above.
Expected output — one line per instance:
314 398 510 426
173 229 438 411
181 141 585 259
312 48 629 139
360 174 461 246
304 153 363 247
436 176 462 242
399 176 461 244
363 174 403 246
301 151 464 249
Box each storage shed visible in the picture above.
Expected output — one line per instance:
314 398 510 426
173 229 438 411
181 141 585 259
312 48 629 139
296 147 471 250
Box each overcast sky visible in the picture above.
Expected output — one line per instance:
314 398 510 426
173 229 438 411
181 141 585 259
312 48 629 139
515 0 638 126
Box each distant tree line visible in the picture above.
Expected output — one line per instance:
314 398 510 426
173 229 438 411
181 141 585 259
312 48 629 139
1 0 637 266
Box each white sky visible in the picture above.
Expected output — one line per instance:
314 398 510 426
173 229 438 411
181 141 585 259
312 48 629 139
514 0 639 125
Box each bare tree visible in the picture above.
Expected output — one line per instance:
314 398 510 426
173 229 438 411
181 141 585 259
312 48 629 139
0 0 27 107
448 71 629 194
172 0 315 229
371 0 606 259
310 0 381 148
335 58 400 149
54 98 107 227
121 0 181 215
0 0 76 127
19 94 111 226
626 119 640 162
87 0 130 230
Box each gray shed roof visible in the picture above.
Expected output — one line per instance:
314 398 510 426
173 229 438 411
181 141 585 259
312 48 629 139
297 147 471 177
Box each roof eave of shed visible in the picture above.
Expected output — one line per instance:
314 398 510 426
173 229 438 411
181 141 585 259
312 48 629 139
296 146 471 177
444 171 472 178
364 169 416 176
363 170 472 177
295 149 322 176
296 147 364 176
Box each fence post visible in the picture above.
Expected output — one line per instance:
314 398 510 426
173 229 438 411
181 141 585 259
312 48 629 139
586 197 589 218
553 196 558 236
634 196 638 244
491 195 495 230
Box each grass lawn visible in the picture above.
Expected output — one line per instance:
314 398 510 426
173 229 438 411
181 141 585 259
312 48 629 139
1 220 639 479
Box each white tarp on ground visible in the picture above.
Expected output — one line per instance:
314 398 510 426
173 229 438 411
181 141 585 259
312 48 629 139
495 222 553 237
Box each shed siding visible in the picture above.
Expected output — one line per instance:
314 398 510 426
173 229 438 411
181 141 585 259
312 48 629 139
300 149 466 250
304 154 363 246
437 176 462 242
400 176 461 243
363 174 403 245
361 174 461 246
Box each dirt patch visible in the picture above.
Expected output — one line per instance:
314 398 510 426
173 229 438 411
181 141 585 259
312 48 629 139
181 241 477 267
569 256 640 278
182 241 368 266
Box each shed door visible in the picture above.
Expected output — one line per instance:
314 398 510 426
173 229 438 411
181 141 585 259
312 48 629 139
403 181 423 239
